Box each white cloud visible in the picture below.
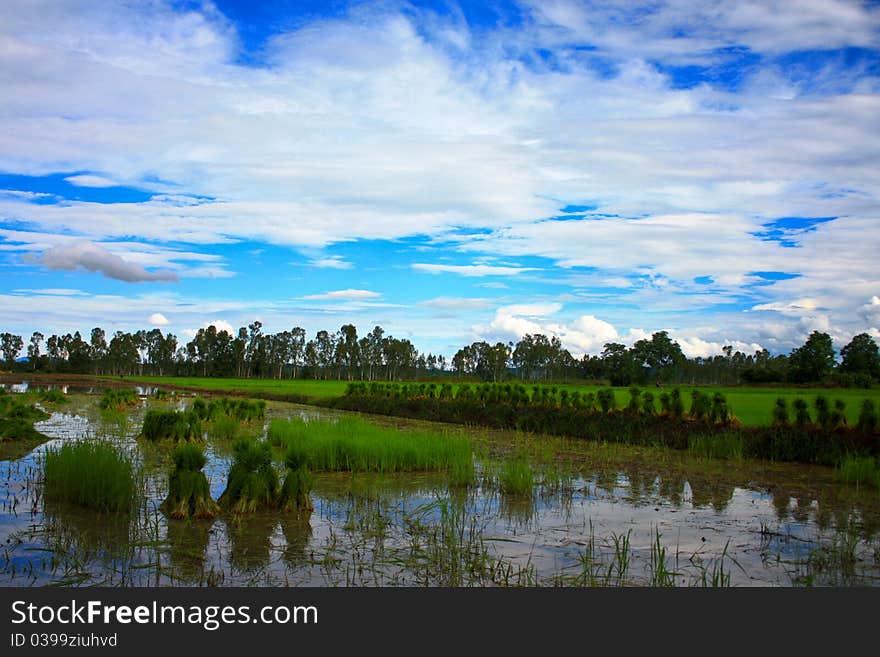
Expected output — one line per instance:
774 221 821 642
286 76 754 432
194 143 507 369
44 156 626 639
31 241 179 282
0 1 877 353
412 263 538 277
308 256 353 270
301 289 381 301
148 312 169 326
64 174 119 188
420 297 492 310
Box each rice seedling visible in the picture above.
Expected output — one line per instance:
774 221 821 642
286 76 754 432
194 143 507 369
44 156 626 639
209 414 241 441
498 455 535 496
268 416 473 477
627 387 641 413
687 434 744 460
42 441 136 513
814 396 831 429
279 447 313 513
641 391 656 416
37 388 67 404
793 398 811 428
218 439 279 514
649 528 677 586
606 530 632 586
99 388 139 412
689 390 710 421
772 398 790 426
160 442 220 520
830 399 847 429
837 456 880 490
858 399 877 433
140 408 202 442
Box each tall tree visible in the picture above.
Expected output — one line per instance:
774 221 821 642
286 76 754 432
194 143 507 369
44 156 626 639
27 331 44 371
840 333 880 382
1 333 24 368
788 330 836 384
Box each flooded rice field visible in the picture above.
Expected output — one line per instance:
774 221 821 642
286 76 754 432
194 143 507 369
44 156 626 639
2 387 879 587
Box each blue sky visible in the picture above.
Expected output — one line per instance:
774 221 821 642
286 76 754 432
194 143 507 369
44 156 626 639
1 0 879 359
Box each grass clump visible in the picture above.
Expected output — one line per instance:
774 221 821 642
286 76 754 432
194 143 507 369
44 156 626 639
218 439 279 514
837 456 880 490
498 456 536 496
42 441 136 513
38 388 68 404
858 399 878 433
141 409 202 442
687 433 744 460
99 387 139 412
279 448 313 513
161 443 219 520
268 416 473 478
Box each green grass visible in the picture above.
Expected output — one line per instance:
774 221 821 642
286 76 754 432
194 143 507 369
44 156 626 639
141 408 203 442
125 375 347 400
268 416 474 478
161 443 219 519
121 376 880 427
498 456 536 496
687 433 745 460
837 456 880 490
42 441 137 513
218 439 280 514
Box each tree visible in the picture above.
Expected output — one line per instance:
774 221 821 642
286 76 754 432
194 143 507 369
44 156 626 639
632 331 685 383
788 331 836 384
27 331 44 371
840 333 880 382
601 342 639 386
1 332 24 368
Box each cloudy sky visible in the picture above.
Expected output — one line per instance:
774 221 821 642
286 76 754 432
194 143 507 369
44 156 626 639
1 0 879 359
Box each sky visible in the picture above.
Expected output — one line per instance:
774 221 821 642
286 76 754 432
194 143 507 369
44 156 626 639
1 0 879 360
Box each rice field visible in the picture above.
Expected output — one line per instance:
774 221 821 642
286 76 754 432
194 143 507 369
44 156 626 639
122 375 880 427
1 385 879 587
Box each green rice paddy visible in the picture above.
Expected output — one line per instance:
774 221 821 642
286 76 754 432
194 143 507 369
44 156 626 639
124 375 879 427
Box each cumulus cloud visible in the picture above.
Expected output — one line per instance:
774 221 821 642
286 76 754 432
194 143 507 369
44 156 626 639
473 306 632 356
0 1 878 352
148 312 169 326
32 241 179 282
301 289 381 301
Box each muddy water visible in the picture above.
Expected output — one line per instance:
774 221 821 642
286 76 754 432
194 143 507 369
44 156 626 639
2 390 879 587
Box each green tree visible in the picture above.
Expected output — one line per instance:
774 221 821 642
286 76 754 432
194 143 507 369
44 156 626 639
839 333 880 381
788 331 836 384
27 331 44 371
1 332 24 368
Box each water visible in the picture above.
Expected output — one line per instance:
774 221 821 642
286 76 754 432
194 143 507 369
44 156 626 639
2 390 879 587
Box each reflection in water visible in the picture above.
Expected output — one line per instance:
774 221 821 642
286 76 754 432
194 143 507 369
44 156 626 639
165 519 214 584
40 500 136 584
281 515 313 569
689 481 735 512
225 515 277 575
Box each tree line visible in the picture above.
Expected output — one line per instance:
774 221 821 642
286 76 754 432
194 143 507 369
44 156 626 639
1 323 878 387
